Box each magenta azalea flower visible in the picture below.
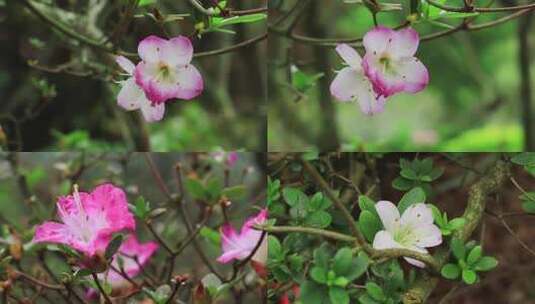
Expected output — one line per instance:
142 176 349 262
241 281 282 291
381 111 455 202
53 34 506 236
217 209 268 264
116 56 165 122
33 184 136 257
134 35 204 104
372 201 442 268
99 235 158 285
362 26 429 98
330 44 386 115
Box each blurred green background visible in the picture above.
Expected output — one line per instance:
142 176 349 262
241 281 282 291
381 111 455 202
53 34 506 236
268 0 534 152
0 0 266 152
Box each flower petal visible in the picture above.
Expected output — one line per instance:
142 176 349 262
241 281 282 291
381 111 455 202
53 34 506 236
173 64 204 100
140 101 165 122
138 35 166 63
335 44 362 70
375 201 401 232
252 235 268 264
363 26 394 55
89 184 136 233
116 56 135 75
161 36 194 66
117 78 144 111
33 222 74 246
393 57 429 93
372 230 400 250
330 67 363 102
403 246 428 268
400 203 434 227
390 28 419 59
412 223 442 248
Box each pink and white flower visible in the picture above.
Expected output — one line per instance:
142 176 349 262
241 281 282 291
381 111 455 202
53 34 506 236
330 44 386 115
99 235 158 286
217 209 268 264
372 201 442 268
362 26 429 98
33 184 136 257
134 35 204 104
116 56 166 122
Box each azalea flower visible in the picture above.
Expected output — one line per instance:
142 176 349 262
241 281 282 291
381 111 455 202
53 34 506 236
372 201 442 268
33 184 136 257
330 44 386 115
134 35 204 104
86 235 158 299
116 56 166 122
212 151 239 167
362 26 429 98
217 209 268 264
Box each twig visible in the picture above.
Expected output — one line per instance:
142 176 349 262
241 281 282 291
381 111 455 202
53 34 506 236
91 273 112 304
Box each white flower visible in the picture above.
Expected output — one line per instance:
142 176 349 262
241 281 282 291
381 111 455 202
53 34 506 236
372 201 442 268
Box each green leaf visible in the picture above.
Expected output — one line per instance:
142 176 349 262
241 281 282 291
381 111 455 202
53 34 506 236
358 196 378 216
185 178 207 200
451 238 466 261
358 210 382 242
366 282 386 301
105 234 123 260
474 256 498 272
358 294 380 304
221 185 246 200
305 211 332 228
333 247 353 276
400 168 418 180
310 266 327 284
467 246 482 265
138 0 156 6
329 286 349 304
200 227 221 247
134 196 149 219
462 269 477 284
313 244 332 269
282 188 308 207
268 236 282 260
398 187 426 214
448 218 466 230
291 66 324 93
300 281 330 304
392 177 414 191
441 263 461 280
345 251 369 281
310 192 332 211
511 152 535 166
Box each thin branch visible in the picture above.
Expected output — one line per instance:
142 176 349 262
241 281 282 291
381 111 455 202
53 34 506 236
426 0 535 13
91 273 112 304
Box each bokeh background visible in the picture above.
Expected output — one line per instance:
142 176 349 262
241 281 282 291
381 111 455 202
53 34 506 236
268 0 535 152
0 0 266 152
0 152 266 303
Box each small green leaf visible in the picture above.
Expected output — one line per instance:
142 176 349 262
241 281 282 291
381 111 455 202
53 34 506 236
450 238 466 261
511 152 535 166
345 251 369 280
448 218 466 230
200 227 221 246
462 269 477 284
467 246 482 265
300 280 329 304
310 266 327 284
333 247 353 276
441 263 461 280
268 236 283 260
282 188 308 207
359 210 382 242
305 211 332 228
329 286 349 304
358 196 378 216
398 187 426 214
221 185 246 200
185 178 207 200
105 234 123 260
313 244 332 269
366 282 386 301
474 256 498 272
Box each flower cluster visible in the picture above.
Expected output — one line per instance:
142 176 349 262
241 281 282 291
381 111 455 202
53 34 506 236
330 26 429 115
33 184 158 292
116 36 204 122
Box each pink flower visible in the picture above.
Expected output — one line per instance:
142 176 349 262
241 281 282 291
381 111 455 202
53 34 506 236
33 184 136 257
134 35 204 104
99 235 158 286
362 26 429 98
217 209 268 264
330 44 386 115
116 56 166 122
